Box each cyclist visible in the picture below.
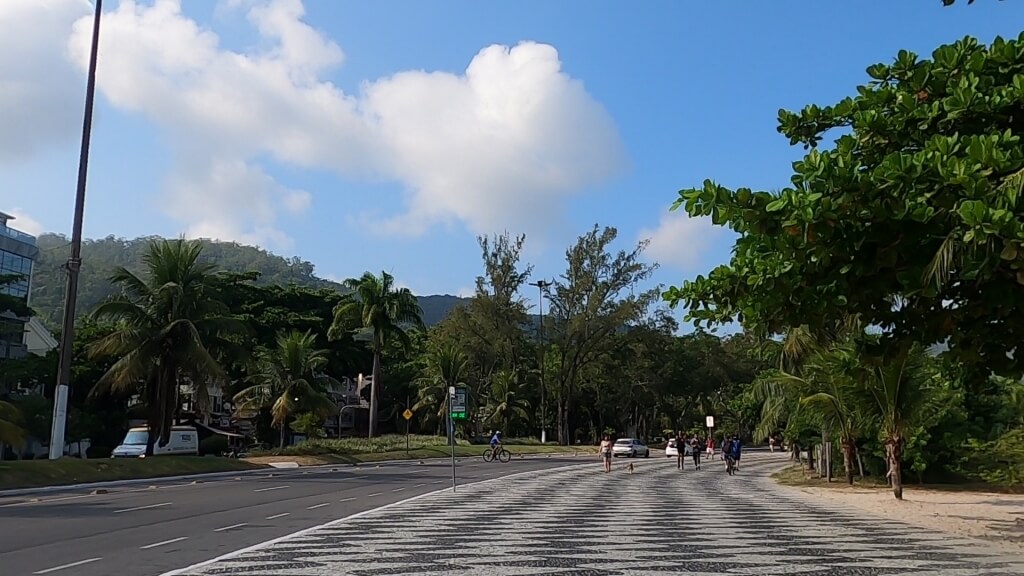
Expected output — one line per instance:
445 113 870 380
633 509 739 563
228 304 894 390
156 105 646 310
489 430 503 458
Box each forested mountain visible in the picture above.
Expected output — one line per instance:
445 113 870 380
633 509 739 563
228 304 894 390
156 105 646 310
28 234 466 328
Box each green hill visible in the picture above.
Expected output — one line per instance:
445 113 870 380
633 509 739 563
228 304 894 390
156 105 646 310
28 234 467 328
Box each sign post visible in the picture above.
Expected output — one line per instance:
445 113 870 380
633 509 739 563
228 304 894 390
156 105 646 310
448 385 457 491
403 400 413 456
706 415 715 446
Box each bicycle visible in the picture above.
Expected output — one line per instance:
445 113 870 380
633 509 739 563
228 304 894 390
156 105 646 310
483 446 512 463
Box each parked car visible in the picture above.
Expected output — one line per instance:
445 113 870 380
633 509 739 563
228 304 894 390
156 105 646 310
612 438 650 458
664 438 693 457
112 426 199 458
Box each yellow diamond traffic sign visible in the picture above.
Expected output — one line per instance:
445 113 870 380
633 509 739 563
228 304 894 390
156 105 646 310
403 408 414 421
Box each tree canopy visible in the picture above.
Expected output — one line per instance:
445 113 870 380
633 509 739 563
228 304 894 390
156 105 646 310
664 33 1024 378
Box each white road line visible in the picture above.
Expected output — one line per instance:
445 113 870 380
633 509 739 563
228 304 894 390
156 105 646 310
306 503 330 510
338 497 356 502
367 492 382 497
114 502 171 513
33 558 102 574
391 487 406 492
213 523 248 532
265 512 290 520
141 537 188 550
430 480 443 484
253 485 289 492
414 484 426 488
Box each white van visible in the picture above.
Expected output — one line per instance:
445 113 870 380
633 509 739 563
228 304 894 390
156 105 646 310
112 426 199 458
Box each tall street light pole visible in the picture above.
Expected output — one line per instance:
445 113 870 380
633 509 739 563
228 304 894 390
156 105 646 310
529 279 551 444
49 0 103 460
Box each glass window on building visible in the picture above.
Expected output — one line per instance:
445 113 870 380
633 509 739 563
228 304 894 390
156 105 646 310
0 250 31 299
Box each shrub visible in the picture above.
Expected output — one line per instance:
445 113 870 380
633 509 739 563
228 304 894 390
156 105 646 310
200 435 230 456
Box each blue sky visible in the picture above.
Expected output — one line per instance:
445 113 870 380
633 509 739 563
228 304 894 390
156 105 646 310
2 0 1023 326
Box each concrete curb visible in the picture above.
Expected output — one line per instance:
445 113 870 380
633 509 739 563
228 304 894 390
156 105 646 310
0 451 588 498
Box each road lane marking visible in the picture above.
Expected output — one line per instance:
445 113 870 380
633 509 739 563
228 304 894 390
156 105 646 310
265 512 290 520
391 487 406 492
214 523 248 532
253 485 289 492
414 484 426 488
306 503 330 510
431 480 443 484
367 492 382 497
33 558 102 574
141 537 188 550
114 502 171 513
339 497 356 502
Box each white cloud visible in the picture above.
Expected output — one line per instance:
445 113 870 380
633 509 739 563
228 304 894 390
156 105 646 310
0 0 91 164
456 286 476 298
54 0 623 248
639 211 727 271
4 208 45 236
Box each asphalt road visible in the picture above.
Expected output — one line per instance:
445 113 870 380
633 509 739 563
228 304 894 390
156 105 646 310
0 454 588 576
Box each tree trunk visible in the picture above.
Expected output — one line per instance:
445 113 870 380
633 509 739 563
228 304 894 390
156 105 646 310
145 421 157 457
561 393 569 444
855 444 865 479
278 424 286 449
841 437 855 485
885 436 904 500
369 349 381 438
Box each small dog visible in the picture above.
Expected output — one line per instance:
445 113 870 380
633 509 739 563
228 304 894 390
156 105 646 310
626 462 635 474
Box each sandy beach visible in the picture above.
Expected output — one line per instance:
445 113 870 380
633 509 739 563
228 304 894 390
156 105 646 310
786 481 1024 553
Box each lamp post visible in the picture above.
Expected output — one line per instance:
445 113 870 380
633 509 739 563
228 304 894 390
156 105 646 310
49 0 103 460
529 279 551 444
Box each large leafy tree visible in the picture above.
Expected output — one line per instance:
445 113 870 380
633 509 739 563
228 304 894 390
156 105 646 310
88 239 244 455
233 330 339 448
665 34 1024 379
331 271 423 438
546 225 658 444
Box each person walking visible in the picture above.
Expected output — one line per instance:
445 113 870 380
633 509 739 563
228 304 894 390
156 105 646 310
706 436 715 460
731 435 743 471
690 437 702 470
675 433 686 471
599 435 613 473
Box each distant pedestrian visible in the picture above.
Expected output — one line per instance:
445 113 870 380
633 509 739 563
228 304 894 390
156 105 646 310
599 435 613 473
706 437 715 459
769 435 776 453
676 433 686 471
690 437 701 470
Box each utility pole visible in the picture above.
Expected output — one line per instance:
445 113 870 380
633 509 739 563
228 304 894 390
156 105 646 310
529 280 551 444
50 0 102 461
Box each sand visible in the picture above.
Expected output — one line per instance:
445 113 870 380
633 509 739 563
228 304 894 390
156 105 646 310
788 482 1024 553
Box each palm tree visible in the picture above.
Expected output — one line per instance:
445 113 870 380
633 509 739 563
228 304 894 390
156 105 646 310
413 343 470 435
488 370 531 435
233 330 339 448
0 400 25 448
856 343 935 500
770 344 864 484
330 271 423 438
88 239 244 456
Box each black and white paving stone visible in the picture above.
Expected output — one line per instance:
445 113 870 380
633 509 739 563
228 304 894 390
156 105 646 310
170 453 1024 575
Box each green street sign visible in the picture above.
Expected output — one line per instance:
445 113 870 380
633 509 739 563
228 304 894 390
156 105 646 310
449 386 468 420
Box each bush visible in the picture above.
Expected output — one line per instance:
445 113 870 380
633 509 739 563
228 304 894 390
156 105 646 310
254 434 469 457
963 428 1024 486
200 435 230 456
87 445 112 459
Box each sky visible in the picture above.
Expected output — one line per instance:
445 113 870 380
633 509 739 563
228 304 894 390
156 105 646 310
2 0 1023 327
